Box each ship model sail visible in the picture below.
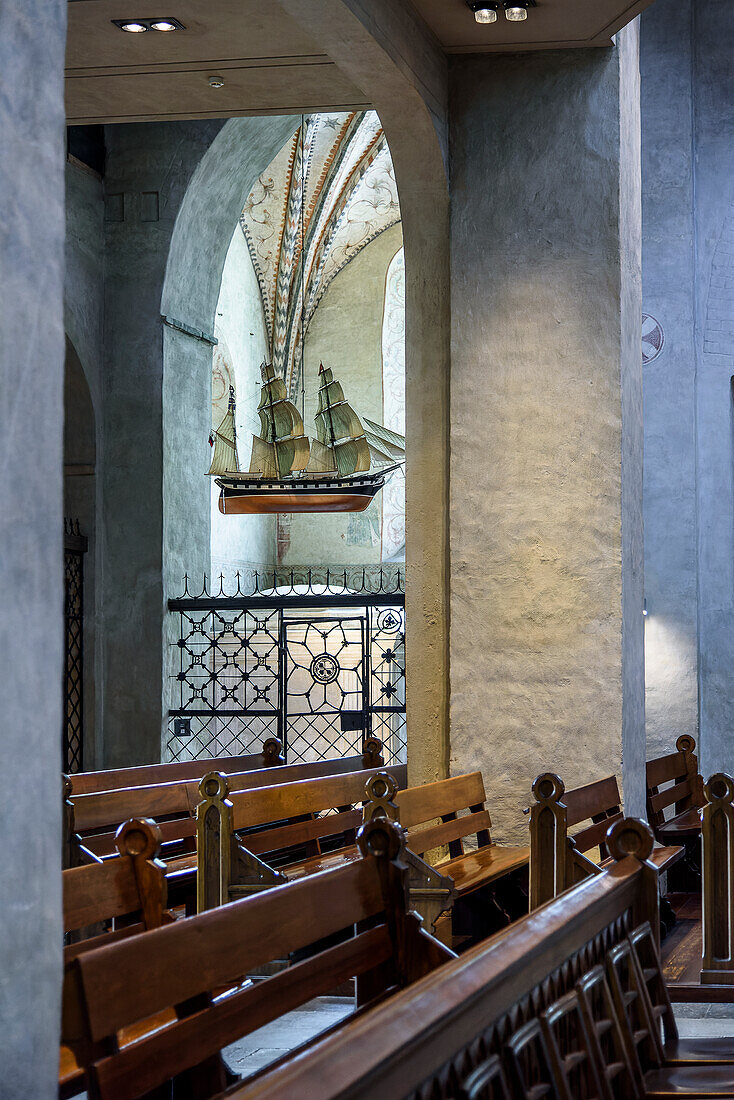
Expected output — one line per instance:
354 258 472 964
209 362 402 515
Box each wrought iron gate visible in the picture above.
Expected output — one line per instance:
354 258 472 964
166 570 405 765
63 518 87 772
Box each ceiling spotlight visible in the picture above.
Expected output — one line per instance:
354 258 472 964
112 16 186 32
208 75 225 88
504 1 531 20
467 2 499 22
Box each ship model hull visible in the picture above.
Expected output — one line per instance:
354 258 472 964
216 471 389 515
208 364 403 515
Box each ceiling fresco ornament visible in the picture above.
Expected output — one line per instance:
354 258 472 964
240 111 401 399
642 313 665 364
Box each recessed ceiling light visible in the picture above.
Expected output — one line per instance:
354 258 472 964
468 2 499 23
504 1 531 20
112 17 186 32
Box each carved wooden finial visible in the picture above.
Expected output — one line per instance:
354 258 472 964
362 736 384 767
676 734 697 754
704 772 734 805
606 816 654 864
115 817 163 861
262 737 285 766
531 772 565 804
363 770 399 824
199 770 230 803
357 816 406 862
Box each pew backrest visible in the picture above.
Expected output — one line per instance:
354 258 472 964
392 771 493 857
68 737 285 795
196 763 409 911
65 737 399 863
63 818 169 958
645 734 704 832
228 817 661 1100
62 817 453 1100
529 772 623 910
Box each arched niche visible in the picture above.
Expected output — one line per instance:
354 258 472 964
159 115 299 730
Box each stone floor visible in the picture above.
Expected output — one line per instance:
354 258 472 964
222 995 354 1080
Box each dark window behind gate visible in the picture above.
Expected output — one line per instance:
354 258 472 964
167 571 406 766
63 518 87 773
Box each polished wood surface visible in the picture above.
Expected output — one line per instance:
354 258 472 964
68 739 284 795
196 764 408 912
229 816 734 1099
64 738 399 865
62 817 454 1100
530 770 683 911
646 735 705 843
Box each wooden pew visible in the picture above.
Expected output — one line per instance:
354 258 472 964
67 735 285 795
61 817 455 1100
646 735 704 890
229 817 734 1100
196 764 422 914
61 817 172 1098
64 736 396 867
362 770 529 945
529 772 683 928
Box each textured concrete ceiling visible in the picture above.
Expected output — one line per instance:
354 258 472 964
409 0 655 51
65 0 653 124
65 0 370 123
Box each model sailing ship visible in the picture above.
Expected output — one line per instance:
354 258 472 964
208 362 403 514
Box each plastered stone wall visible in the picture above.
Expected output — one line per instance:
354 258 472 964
97 116 296 765
449 36 644 842
0 0 66 1091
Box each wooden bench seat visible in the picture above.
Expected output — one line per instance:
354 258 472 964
646 736 704 891
530 771 683 934
196 764 416 913
363 770 530 944
67 736 286 795
62 817 454 1100
64 736 399 867
61 817 173 1098
225 816 734 1100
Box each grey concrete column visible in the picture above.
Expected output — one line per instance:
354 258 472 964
640 0 698 761
0 0 66 1092
692 0 734 777
449 27 644 840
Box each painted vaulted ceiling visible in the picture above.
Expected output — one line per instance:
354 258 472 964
239 110 401 398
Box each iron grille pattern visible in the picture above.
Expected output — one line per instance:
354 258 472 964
64 518 87 773
167 568 405 766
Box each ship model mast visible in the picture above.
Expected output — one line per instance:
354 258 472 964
208 362 402 515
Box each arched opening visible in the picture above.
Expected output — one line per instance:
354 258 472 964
162 111 407 766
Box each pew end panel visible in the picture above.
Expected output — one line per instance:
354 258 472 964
530 770 684 940
365 770 530 949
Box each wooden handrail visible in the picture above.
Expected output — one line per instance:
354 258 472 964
238 817 659 1100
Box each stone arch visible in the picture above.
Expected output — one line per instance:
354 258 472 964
159 116 299 591
276 0 451 785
